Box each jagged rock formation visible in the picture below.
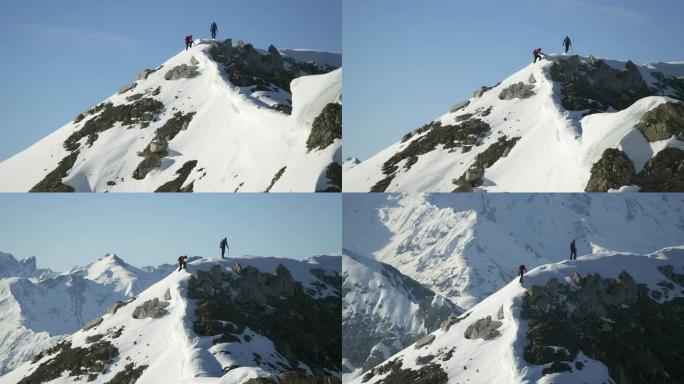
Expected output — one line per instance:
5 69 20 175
307 103 342 151
521 269 684 383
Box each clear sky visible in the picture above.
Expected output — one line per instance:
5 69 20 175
343 0 684 160
0 0 341 161
0 194 341 271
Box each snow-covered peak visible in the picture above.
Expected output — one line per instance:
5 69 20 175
0 255 342 383
345 54 684 192
0 38 342 192
0 251 54 280
352 247 684 384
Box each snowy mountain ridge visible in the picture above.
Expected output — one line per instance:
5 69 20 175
343 193 684 309
0 255 342 384
344 54 684 192
0 39 342 192
350 247 684 384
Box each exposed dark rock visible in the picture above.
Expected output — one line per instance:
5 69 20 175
264 166 287 192
154 160 198 192
637 147 684 191
126 93 144 102
497 305 504 320
277 371 342 384
29 151 79 192
85 334 104 344
585 148 636 192
498 82 535 100
636 102 684 142
321 162 341 192
374 119 492 192
63 98 163 152
473 85 494 98
450 100 470 113
464 316 502 340
18 341 118 384
307 103 342 151
651 71 684 101
187 265 341 373
164 288 172 301
164 64 200 80
274 104 293 115
105 363 148 384
453 135 520 191
414 334 435 349
82 316 103 331
133 112 195 180
137 68 157 81
369 362 448 384
550 56 652 112
117 82 137 95
131 298 170 319
74 114 85 124
542 361 572 375
658 265 684 286
521 272 684 382
415 355 434 365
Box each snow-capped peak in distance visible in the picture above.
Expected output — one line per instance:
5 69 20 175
0 251 55 280
344 54 684 192
0 38 342 192
350 247 684 384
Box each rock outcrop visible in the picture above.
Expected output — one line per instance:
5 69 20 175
307 103 342 151
131 298 170 319
164 64 200 80
463 316 502 340
498 82 535 100
635 102 684 142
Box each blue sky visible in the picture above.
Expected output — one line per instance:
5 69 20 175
0 0 341 161
0 194 341 271
343 0 684 160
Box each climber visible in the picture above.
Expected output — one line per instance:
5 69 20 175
533 48 543 63
220 237 229 259
562 36 572 54
185 35 193 51
518 264 527 283
178 255 188 271
570 239 577 260
210 22 218 40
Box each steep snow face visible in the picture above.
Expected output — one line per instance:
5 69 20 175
349 247 684 384
343 193 684 309
0 256 342 384
344 55 684 192
0 40 341 192
342 252 461 382
0 253 174 376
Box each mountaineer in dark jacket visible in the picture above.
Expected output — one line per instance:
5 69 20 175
570 239 577 260
210 22 218 39
185 35 193 50
220 237 229 259
563 36 572 54
518 264 528 283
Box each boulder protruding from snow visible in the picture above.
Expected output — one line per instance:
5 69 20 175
306 103 342 151
498 82 535 100
585 148 636 192
131 298 170 319
107 301 128 315
414 334 435 349
164 64 200 80
82 317 103 331
464 315 502 340
635 102 684 142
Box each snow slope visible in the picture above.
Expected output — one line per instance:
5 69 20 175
343 193 684 309
0 40 341 192
344 55 684 192
349 247 684 384
0 255 341 384
0 253 174 375
342 252 461 381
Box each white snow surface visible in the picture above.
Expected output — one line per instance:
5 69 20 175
349 247 684 384
0 255 340 384
344 56 684 192
343 193 684 309
0 253 174 375
0 40 341 192
342 252 460 382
